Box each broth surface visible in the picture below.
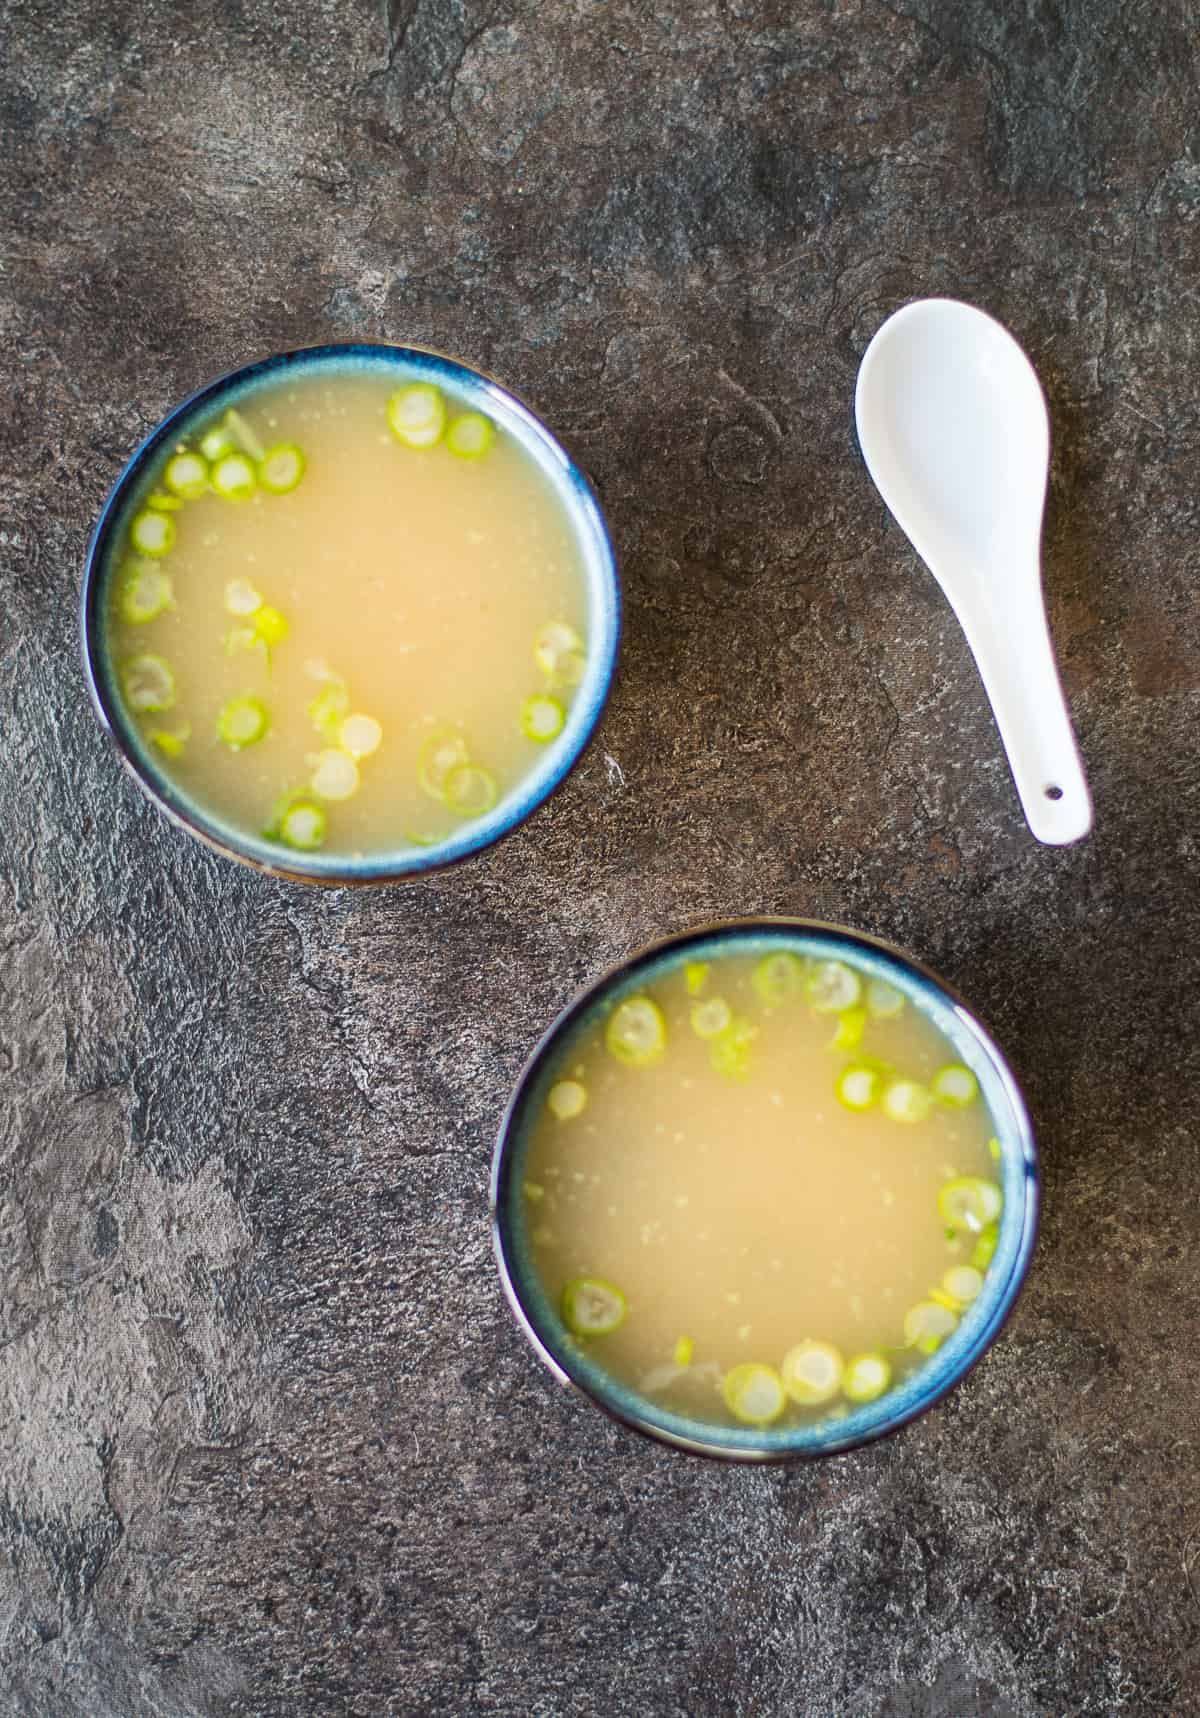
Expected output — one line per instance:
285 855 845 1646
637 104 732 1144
520 947 1003 1430
104 367 589 856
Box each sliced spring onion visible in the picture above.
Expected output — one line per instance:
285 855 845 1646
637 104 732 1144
443 763 498 817
521 693 566 743
691 996 733 1040
673 1336 694 1368
258 443 306 495
309 680 350 741
928 1287 962 1313
122 653 176 713
130 510 175 557
199 424 235 463
339 713 383 759
904 1300 958 1354
988 1135 1002 1161
211 452 258 502
881 1078 934 1124
533 619 586 686
843 1352 892 1403
711 1016 756 1081
150 726 189 757
224 625 268 662
605 995 667 1068
417 728 469 800
937 1177 1003 1233
806 959 863 1014
547 1079 587 1121
640 1360 687 1394
830 1006 867 1050
932 1063 980 1107
971 1224 999 1270
147 491 182 512
561 1277 626 1337
866 977 905 1019
684 960 710 996
523 1181 545 1202
722 1363 786 1425
164 451 209 499
387 383 446 449
836 1065 881 1112
943 1265 984 1304
751 951 806 1007
781 1339 844 1406
280 800 326 851
253 605 289 646
310 749 360 800
224 407 265 462
119 562 173 625
446 411 494 459
216 695 268 750
224 577 263 616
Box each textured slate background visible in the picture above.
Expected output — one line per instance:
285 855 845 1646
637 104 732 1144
2 0 1200 1713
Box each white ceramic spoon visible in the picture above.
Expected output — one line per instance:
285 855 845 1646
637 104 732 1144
855 297 1092 845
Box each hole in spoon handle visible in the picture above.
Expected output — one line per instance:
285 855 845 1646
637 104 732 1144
959 596 1093 846
1026 769 1091 844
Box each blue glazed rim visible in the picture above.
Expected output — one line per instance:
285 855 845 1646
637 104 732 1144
80 342 621 885
491 918 1039 1462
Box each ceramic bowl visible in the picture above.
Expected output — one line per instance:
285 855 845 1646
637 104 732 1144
491 918 1038 1461
80 342 620 884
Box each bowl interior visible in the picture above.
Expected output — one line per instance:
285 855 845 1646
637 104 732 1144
82 344 620 881
493 921 1038 1460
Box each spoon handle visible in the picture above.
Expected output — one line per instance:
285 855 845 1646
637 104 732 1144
954 573 1093 846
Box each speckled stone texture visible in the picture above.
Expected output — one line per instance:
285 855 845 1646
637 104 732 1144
2 0 1199 1713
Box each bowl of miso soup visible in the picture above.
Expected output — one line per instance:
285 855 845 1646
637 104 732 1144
492 919 1038 1460
81 344 619 881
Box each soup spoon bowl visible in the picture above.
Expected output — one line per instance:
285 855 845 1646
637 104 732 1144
491 918 1039 1462
80 342 620 884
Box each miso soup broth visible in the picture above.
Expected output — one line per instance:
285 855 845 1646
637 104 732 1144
517 940 1005 1433
101 361 593 861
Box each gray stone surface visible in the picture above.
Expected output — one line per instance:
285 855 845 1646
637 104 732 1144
2 0 1199 1712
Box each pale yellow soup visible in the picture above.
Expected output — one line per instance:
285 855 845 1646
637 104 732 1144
105 368 589 857
521 948 1003 1430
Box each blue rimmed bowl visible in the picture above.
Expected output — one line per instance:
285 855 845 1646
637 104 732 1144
80 342 620 884
491 918 1038 1462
